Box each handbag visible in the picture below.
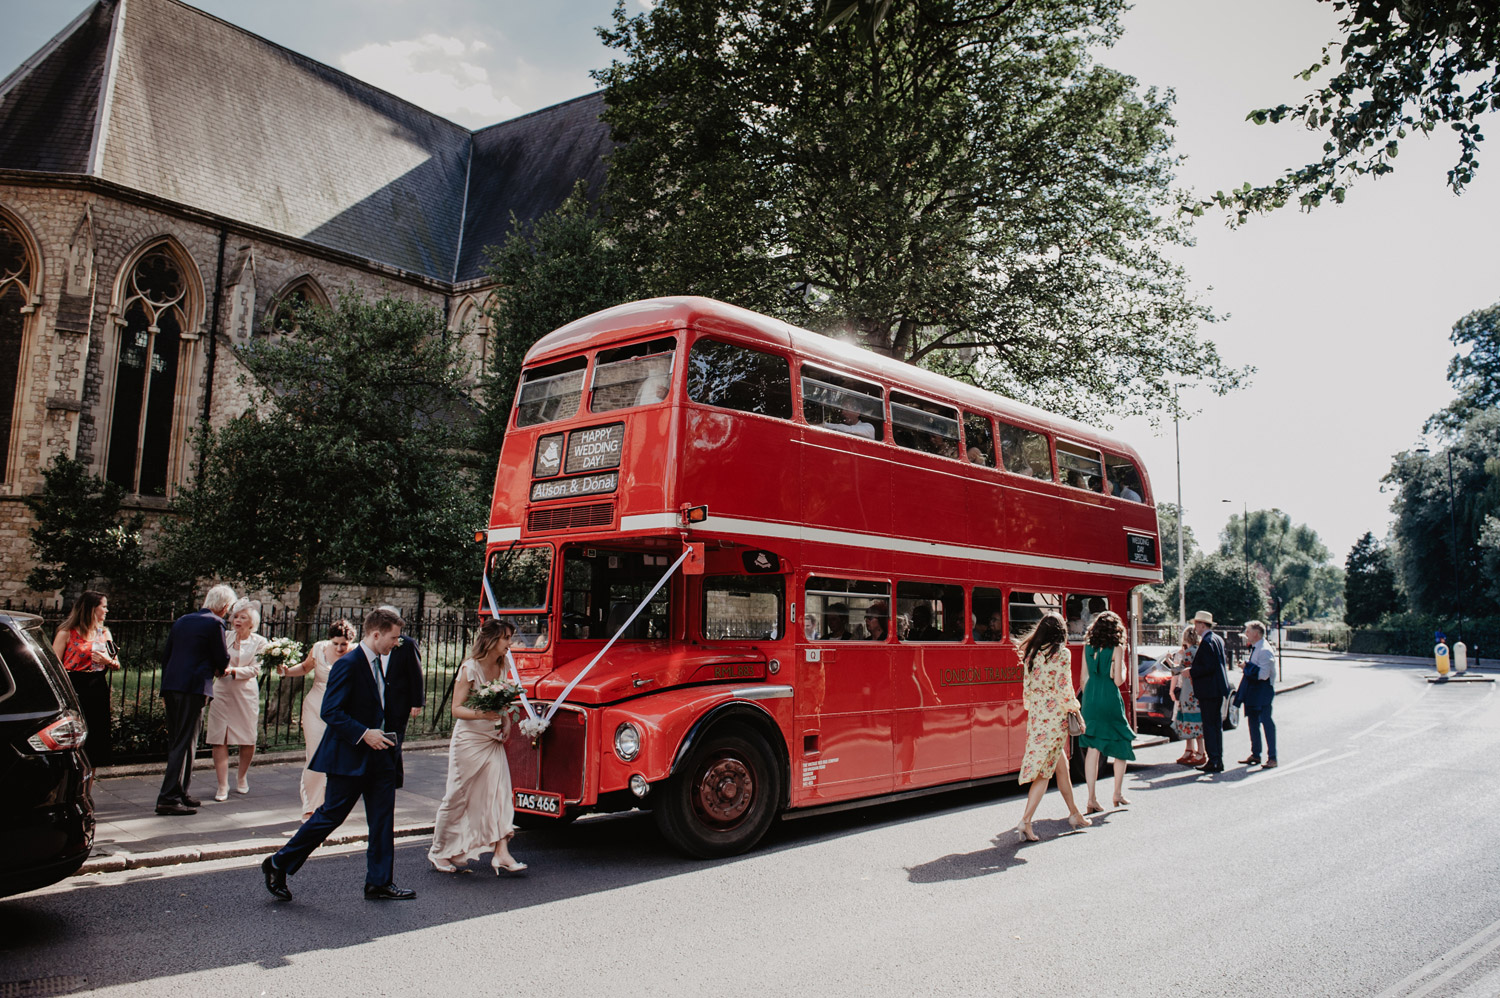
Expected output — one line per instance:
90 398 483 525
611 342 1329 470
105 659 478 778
1067 711 1084 737
1222 701 1240 731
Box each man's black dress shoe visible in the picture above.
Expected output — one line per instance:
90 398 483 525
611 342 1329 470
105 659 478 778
364 883 417 901
262 856 291 901
181 795 202 808
1238 756 1260 766
1195 762 1224 773
155 802 197 815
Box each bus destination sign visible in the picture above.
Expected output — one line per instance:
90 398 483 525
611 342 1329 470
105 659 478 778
564 423 625 474
1126 533 1157 566
530 471 618 502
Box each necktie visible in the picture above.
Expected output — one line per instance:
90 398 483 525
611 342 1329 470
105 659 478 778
370 650 385 710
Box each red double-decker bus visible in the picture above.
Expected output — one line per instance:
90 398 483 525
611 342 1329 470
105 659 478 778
486 297 1161 857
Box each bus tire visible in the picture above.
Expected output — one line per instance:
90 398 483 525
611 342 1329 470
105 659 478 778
654 723 781 859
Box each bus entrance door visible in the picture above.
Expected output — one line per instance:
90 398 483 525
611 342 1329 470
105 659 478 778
795 640 895 801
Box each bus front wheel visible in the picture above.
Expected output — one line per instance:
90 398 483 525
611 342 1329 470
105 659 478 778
655 723 781 859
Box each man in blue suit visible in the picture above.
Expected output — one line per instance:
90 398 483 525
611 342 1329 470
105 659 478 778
1189 610 1231 775
155 584 237 815
262 607 415 901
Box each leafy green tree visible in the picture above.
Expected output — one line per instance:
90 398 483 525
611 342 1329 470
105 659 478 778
25 455 145 600
1384 409 1500 620
595 0 1246 425
1426 302 1500 434
477 181 642 457
162 291 489 629
1184 553 1269 626
1344 531 1404 626
1206 0 1500 223
1219 508 1343 619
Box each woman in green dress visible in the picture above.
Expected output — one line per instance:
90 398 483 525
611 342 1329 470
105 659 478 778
1080 610 1136 812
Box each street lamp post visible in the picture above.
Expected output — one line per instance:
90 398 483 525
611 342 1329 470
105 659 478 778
1176 414 1186 629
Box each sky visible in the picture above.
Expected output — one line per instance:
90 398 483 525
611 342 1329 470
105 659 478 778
2 0 1495 566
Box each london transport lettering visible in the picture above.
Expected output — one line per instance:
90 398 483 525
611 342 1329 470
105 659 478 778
564 423 625 474
530 472 618 502
940 664 1023 686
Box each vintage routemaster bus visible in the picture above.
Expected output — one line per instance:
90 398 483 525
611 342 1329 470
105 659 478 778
486 297 1162 857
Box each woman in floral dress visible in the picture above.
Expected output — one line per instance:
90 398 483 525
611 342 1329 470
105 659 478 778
1170 626 1205 765
1016 612 1091 841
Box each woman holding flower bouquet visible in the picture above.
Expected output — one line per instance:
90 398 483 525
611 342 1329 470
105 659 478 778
428 618 527 875
278 619 355 819
207 598 268 801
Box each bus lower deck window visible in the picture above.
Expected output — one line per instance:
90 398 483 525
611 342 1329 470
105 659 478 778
1009 591 1062 638
806 577 890 641
562 547 673 640
1066 594 1109 641
703 575 784 640
896 581 964 641
974 586 1005 640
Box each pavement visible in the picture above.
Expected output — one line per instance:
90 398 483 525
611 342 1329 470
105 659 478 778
79 670 1319 876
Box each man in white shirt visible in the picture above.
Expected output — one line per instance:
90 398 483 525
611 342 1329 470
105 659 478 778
1236 620 1278 768
823 405 876 439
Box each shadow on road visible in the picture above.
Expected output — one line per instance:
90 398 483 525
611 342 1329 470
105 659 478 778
905 811 1107 884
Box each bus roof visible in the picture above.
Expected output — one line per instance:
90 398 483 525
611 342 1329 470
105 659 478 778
525 296 1147 467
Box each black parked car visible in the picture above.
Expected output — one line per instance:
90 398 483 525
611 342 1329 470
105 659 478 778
0 611 94 897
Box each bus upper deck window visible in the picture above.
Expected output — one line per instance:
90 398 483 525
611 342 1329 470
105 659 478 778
591 337 677 413
686 339 793 418
997 421 1053 480
1057 441 1105 493
515 357 587 427
1105 455 1145 502
963 413 995 467
889 392 960 458
802 366 884 440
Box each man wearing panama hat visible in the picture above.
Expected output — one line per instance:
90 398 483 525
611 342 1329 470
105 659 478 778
1189 610 1231 774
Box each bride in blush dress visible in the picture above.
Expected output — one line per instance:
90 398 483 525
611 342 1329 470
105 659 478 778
428 618 527 875
278 618 355 820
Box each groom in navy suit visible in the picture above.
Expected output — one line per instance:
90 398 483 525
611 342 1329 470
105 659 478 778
262 607 414 901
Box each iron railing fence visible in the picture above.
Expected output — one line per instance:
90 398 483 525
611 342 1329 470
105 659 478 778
1137 623 1249 665
3 599 481 762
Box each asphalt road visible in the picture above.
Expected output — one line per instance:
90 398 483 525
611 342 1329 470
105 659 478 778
3 656 1497 998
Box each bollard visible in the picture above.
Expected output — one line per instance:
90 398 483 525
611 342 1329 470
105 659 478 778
1455 641 1468 674
1435 641 1451 676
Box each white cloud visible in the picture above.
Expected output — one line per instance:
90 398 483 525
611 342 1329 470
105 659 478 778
339 34 521 126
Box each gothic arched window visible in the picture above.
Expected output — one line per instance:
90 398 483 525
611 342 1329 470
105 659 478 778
106 246 188 497
268 277 327 336
0 218 32 482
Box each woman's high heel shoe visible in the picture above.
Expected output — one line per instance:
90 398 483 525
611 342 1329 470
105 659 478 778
1015 822 1039 842
1084 801 1106 815
213 786 229 802
1113 796 1131 807
1067 812 1092 830
492 857 528 875
430 857 460 874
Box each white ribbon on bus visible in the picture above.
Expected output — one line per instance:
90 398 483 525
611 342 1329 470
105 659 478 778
481 546 692 740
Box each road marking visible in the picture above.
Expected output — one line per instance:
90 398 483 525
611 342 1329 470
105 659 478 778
1373 912 1500 998
1351 686 1433 741
1231 749 1355 787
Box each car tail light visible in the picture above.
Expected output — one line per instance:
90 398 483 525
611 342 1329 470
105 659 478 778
27 712 87 752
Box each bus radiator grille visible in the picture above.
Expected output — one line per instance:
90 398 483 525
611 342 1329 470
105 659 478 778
527 501 615 532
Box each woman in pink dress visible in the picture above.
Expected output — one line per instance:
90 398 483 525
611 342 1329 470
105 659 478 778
278 618 355 819
428 618 527 875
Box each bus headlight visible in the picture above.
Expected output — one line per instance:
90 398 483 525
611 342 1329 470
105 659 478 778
614 722 641 762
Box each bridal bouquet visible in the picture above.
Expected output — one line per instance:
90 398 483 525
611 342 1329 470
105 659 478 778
257 636 304 673
463 676 524 730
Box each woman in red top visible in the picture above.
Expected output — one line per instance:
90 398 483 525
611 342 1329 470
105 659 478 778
51 590 120 764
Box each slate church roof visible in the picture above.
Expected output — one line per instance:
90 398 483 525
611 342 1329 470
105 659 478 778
0 0 612 284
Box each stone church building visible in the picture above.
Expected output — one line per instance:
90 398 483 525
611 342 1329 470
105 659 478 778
0 0 609 601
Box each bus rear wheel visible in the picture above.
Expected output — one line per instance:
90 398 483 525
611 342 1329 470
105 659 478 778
655 724 780 859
